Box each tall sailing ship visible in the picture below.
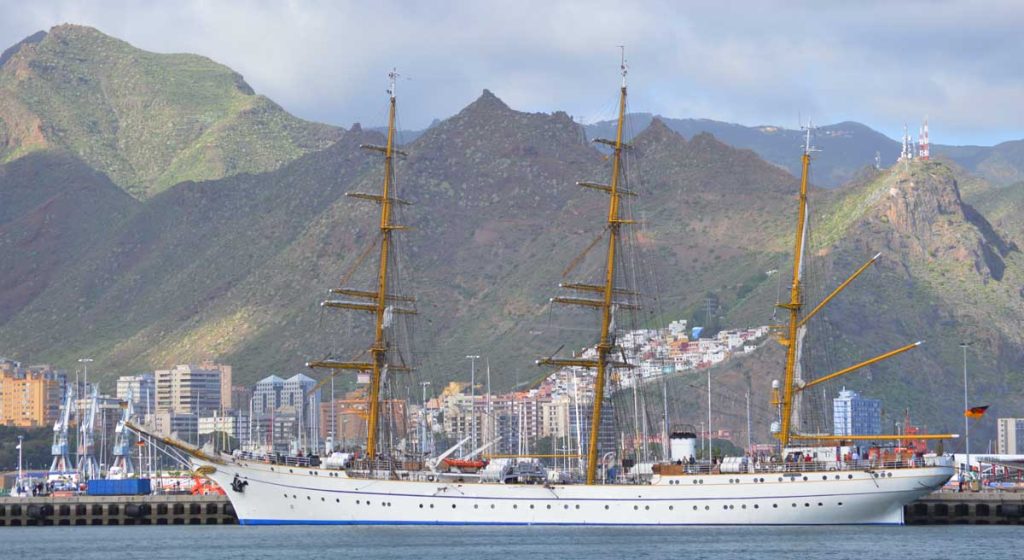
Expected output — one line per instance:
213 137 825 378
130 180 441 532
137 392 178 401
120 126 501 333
133 60 955 525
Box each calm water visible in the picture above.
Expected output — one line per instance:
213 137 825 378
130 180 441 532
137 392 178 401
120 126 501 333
4 525 1017 560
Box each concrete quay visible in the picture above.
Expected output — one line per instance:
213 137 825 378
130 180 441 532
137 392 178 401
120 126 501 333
904 491 1024 525
0 494 236 526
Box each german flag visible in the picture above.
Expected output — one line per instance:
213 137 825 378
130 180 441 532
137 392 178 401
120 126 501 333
964 405 989 419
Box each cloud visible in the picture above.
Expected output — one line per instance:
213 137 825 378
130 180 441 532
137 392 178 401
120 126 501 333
0 0 1021 144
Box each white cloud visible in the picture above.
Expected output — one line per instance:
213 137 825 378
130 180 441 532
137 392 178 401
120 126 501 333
0 0 1021 144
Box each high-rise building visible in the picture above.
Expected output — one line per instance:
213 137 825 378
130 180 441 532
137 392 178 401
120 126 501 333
997 418 1024 455
116 373 156 412
253 375 285 415
0 360 67 427
154 364 224 415
833 388 882 436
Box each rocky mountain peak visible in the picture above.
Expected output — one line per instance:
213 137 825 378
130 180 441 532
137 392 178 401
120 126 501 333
853 161 1016 282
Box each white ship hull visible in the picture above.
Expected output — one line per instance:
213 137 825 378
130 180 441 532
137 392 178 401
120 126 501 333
196 456 952 526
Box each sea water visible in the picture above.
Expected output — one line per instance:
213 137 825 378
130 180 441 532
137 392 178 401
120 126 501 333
5 525 1014 560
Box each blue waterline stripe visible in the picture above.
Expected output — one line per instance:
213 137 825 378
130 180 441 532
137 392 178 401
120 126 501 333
239 519 901 527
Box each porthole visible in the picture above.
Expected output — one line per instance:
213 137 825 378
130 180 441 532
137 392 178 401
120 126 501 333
778 477 783 482
645 506 650 511
822 476 828 480
419 504 423 509
289 469 294 473
848 474 853 479
306 496 310 500
604 505 609 510
669 506 674 511
321 497 325 502
546 505 551 510
792 503 797 508
723 505 728 510
292 495 297 499
634 505 639 511
817 502 823 507
514 505 518 509
704 506 710 511
804 503 810 508
475 505 479 509
283 493 288 498
564 505 569 510
530 504 535 510
451 504 456 509
802 476 808 481
773 504 778 508
429 504 434 509
692 480 698 485
754 504 759 509
835 475 840 480
888 473 893 478
838 502 843 506
356 500 360 504
742 505 746 509
693 506 698 511
575 505 580 510
491 505 495 509
335 499 339 503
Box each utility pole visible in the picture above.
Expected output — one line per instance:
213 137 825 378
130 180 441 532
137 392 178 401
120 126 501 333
466 355 480 450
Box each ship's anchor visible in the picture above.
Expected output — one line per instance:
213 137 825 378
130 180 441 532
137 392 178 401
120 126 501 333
231 474 249 493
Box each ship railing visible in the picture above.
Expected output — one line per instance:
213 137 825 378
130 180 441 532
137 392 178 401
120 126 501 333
663 456 930 476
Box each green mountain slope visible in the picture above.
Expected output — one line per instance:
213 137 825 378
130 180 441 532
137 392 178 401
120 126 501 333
0 25 342 198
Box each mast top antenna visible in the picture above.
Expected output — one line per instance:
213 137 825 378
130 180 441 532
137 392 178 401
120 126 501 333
388 68 399 99
801 120 819 155
618 45 628 87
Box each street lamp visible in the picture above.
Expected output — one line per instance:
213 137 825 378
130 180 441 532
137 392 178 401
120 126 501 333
466 355 480 449
78 358 94 390
420 381 431 455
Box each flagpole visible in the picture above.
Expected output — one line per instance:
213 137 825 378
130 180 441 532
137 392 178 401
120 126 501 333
17 435 24 492
960 341 970 479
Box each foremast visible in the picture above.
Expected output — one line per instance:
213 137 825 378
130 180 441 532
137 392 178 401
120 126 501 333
774 128 953 447
538 52 635 485
308 69 415 460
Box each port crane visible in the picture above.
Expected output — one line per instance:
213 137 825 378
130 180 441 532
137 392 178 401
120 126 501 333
49 384 76 486
108 388 135 479
76 386 100 480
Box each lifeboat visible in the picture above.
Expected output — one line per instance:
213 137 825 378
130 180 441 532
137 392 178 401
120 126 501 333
441 458 489 472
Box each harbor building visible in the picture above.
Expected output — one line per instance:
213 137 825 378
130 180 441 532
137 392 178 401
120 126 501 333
154 363 229 415
833 388 882 436
116 372 156 412
997 418 1024 454
0 360 67 427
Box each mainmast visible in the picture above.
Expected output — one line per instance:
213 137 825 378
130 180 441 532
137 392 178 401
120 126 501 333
308 69 415 460
539 49 635 485
776 127 813 448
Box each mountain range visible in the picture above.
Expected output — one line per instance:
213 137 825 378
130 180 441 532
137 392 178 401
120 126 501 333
2 25 1023 443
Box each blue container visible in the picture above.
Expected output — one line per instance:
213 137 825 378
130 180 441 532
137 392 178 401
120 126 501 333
87 478 152 496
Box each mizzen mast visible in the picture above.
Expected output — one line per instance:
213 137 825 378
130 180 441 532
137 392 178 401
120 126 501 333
538 49 635 485
774 127 952 446
308 69 415 460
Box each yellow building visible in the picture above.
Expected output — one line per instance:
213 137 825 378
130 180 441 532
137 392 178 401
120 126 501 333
0 361 66 427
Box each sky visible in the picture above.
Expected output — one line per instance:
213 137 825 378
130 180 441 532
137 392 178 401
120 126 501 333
0 0 1021 146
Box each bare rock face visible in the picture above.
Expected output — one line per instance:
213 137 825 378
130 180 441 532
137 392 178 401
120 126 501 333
864 162 1014 282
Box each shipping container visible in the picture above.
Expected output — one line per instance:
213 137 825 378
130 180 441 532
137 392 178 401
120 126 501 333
86 478 152 496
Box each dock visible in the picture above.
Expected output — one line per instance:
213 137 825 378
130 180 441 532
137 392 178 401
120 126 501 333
904 491 1024 525
0 494 236 526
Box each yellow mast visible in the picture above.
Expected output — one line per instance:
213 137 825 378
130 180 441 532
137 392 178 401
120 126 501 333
774 129 954 446
776 129 812 449
539 51 633 485
308 69 414 461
